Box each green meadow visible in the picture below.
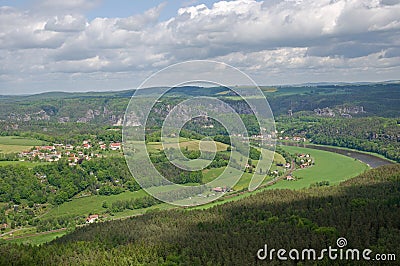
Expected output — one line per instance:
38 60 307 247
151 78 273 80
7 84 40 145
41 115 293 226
42 190 149 219
0 136 44 154
6 231 67 246
269 145 369 190
147 138 229 152
0 161 49 167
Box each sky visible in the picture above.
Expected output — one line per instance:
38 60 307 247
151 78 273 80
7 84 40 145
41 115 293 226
0 0 400 94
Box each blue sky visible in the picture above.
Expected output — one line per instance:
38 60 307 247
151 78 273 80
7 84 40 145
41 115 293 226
0 0 218 20
86 1 218 21
0 0 400 94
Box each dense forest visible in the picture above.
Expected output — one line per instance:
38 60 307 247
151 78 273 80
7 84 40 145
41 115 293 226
0 158 138 206
0 164 398 265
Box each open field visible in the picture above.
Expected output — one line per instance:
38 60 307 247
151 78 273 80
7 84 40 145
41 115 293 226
0 136 44 154
0 161 49 167
147 139 229 152
0 136 44 146
202 149 285 191
42 190 149 219
307 143 397 163
108 202 173 220
5 230 67 245
203 167 275 191
272 151 286 165
269 145 369 189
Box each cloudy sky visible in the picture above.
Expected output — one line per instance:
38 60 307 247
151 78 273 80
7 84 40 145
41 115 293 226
0 0 399 94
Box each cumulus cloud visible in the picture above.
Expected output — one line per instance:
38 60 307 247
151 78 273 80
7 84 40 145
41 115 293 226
45 15 87 32
0 7 66 49
0 0 400 93
117 3 165 31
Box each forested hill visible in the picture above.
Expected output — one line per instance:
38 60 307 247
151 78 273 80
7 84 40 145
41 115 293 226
1 164 399 265
0 83 399 126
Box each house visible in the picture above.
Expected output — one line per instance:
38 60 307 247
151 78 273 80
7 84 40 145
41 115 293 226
45 153 62 162
40 146 55 151
68 155 78 163
109 142 121 150
83 143 91 149
203 124 214 128
286 175 295 181
82 140 90 145
86 214 99 223
99 144 107 150
20 150 31 156
65 144 74 150
212 187 224 192
293 136 306 142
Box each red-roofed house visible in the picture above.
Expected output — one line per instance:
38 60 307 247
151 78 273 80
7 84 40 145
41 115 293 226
109 143 121 150
83 143 91 149
40 146 55 151
86 214 99 223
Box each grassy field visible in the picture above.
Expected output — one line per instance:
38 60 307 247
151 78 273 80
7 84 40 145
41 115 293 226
272 151 286 165
270 146 369 190
147 139 229 153
108 202 173 220
307 143 397 162
6 230 67 245
0 136 44 153
42 190 149 219
0 161 49 167
202 149 285 191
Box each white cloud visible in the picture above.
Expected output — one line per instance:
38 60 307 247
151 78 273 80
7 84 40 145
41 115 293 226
45 15 87 32
0 0 400 94
117 3 165 31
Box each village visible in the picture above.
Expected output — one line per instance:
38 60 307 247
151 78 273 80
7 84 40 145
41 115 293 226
285 152 314 181
19 140 122 165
